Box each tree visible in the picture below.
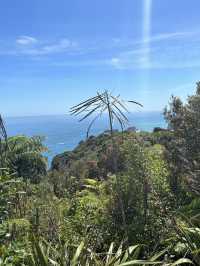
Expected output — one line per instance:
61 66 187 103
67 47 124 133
8 136 47 183
70 90 142 243
1 135 47 183
164 82 200 195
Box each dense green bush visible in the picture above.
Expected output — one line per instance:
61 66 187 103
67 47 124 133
1 86 200 264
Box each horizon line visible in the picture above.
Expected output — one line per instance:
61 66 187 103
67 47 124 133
3 110 164 119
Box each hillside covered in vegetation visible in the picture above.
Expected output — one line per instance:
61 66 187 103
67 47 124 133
1 85 200 265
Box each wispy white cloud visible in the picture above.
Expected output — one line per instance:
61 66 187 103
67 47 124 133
12 30 200 57
109 51 200 70
1 30 200 71
26 39 78 55
108 30 200 70
42 39 77 53
16 36 38 45
109 57 121 68
13 36 79 56
106 31 200 50
140 31 198 44
42 30 200 70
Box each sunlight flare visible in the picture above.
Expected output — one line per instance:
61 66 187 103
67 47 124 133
142 0 153 68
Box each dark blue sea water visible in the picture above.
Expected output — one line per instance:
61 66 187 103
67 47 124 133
4 112 165 164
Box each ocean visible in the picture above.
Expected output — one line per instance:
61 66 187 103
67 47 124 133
4 112 166 164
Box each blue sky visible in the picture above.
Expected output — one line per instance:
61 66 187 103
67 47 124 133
1 0 200 116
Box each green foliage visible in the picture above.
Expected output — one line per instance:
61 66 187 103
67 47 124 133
7 136 47 183
1 235 194 265
0 173 28 223
2 86 200 265
106 140 173 246
164 82 200 196
0 135 47 183
61 178 110 250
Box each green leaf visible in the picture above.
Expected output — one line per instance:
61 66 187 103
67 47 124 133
71 241 85 266
170 258 194 266
119 260 163 265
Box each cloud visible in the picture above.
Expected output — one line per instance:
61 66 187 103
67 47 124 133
14 37 79 56
105 31 200 52
108 30 200 70
35 30 200 70
109 51 200 70
109 57 121 68
140 31 198 44
2 30 200 72
16 36 38 45
40 39 78 54
13 31 199 57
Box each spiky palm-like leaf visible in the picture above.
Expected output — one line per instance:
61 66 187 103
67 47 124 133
0 115 7 143
70 90 143 138
0 115 8 172
27 237 194 266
